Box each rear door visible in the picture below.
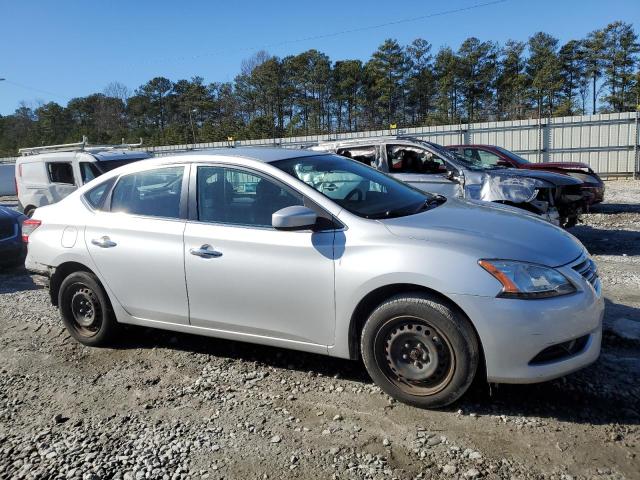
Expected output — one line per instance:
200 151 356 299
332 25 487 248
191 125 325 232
183 164 336 348
84 165 190 325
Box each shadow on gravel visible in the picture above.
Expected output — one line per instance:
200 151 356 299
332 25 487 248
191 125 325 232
116 318 639 427
605 297 640 321
570 225 640 255
118 326 372 384
589 203 640 214
0 266 42 294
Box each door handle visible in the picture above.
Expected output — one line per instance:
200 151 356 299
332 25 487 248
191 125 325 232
91 236 117 248
190 244 223 258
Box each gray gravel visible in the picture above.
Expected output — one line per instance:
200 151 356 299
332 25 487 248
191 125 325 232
1 182 639 480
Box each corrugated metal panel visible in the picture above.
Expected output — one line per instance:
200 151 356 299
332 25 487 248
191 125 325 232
1 113 638 175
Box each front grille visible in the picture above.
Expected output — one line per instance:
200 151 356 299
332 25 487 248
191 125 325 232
0 223 16 241
572 255 598 287
529 335 590 365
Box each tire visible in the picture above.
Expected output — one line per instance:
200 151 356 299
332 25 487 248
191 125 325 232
24 206 35 218
361 292 479 409
58 271 119 346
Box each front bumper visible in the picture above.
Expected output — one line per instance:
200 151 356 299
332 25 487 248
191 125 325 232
583 185 605 204
448 261 604 384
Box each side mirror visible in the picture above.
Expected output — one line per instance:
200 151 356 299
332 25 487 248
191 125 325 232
497 160 512 167
272 206 318 230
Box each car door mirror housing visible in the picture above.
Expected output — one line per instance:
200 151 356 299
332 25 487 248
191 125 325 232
447 170 463 183
272 206 318 230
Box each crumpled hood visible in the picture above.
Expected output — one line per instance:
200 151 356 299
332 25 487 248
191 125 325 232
381 198 584 267
484 168 581 186
527 161 592 171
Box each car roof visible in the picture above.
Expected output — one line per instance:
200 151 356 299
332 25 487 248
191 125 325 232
91 150 153 161
90 147 333 179
166 147 329 163
447 144 498 149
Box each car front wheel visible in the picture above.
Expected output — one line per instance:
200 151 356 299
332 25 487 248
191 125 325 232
361 293 479 408
58 271 119 346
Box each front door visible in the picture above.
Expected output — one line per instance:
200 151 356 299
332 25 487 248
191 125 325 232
85 165 189 324
184 165 336 347
385 144 462 198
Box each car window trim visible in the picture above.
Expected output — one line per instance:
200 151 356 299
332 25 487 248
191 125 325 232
101 163 190 221
188 162 344 231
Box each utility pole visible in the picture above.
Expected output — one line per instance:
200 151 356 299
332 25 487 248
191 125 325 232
189 108 197 148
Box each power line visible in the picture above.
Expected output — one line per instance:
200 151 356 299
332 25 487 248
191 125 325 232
137 0 509 67
3 79 67 102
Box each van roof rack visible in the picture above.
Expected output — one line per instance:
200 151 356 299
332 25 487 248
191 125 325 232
18 136 144 156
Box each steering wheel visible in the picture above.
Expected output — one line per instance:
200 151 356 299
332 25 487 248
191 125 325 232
345 188 364 202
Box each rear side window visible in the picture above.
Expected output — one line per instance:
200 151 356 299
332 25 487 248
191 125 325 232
337 146 377 166
84 179 115 210
47 162 75 185
110 167 184 219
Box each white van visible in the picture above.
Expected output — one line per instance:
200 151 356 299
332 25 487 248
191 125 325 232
15 138 152 216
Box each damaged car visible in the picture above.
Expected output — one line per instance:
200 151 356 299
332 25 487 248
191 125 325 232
446 144 605 204
311 137 586 228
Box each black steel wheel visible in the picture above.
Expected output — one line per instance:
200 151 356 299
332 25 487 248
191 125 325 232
58 271 119 346
376 316 456 396
361 293 479 408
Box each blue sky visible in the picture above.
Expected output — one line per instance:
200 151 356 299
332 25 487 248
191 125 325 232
1 0 638 115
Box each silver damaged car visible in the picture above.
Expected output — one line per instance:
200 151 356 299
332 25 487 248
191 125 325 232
24 148 604 408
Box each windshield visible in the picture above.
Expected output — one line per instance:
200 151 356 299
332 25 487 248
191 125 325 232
494 146 530 164
423 140 507 171
273 155 444 219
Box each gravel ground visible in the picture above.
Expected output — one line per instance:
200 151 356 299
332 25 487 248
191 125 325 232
0 182 639 480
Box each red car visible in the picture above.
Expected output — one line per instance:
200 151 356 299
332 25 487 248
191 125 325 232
447 145 605 204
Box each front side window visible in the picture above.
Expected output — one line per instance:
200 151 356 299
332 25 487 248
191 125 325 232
80 162 101 184
386 145 445 174
47 162 75 185
274 155 443 219
197 166 303 227
110 166 184 219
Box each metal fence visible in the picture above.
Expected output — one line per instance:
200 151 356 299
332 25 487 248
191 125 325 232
139 112 640 177
1 112 639 180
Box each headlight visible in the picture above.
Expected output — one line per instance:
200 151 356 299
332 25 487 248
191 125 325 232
478 260 576 299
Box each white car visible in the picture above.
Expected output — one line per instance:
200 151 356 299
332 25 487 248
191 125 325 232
24 148 603 408
15 137 151 217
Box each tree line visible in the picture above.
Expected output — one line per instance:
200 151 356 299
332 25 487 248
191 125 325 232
1 21 638 156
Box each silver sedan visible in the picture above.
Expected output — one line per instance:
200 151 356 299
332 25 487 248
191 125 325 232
24 148 604 408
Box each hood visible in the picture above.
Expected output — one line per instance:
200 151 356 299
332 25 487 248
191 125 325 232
486 168 581 186
381 198 584 267
526 161 592 171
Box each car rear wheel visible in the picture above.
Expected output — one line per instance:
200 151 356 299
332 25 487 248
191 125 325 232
361 293 479 408
58 271 119 346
